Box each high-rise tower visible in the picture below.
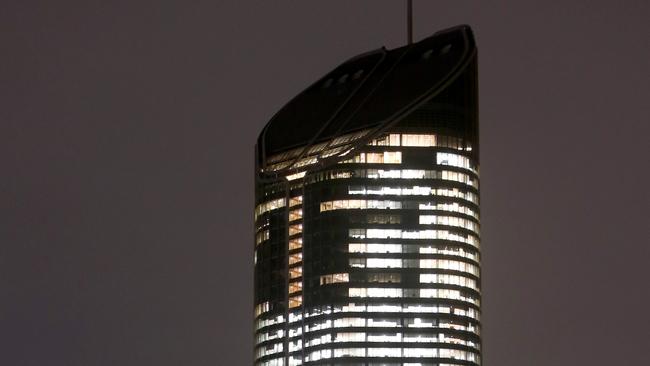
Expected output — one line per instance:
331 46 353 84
254 25 480 366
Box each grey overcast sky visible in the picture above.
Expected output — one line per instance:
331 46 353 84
1 1 649 365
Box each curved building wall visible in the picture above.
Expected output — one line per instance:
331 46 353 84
254 25 479 366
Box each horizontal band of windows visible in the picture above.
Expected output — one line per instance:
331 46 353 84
254 341 283 358
349 229 479 247
278 358 478 366
255 328 285 344
254 356 284 366
309 168 478 187
263 132 467 169
305 319 479 336
350 213 403 224
305 332 480 349
300 328 481 348
339 151 477 176
419 215 479 233
348 244 479 262
347 186 479 207
345 239 480 259
320 273 350 285
368 133 470 150
302 304 480 321
339 151 402 164
255 315 286 330
317 277 480 292
323 212 481 234
305 346 479 362
437 152 478 173
347 288 479 305
348 258 480 276
321 198 478 219
287 324 482 346
263 130 371 173
420 274 479 291
254 198 286 220
345 224 479 238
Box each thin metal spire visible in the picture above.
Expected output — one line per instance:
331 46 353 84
407 0 413 44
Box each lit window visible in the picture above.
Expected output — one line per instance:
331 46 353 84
289 196 303 207
437 152 477 173
367 318 400 327
255 230 269 245
254 198 286 220
366 258 402 268
289 224 302 236
289 281 302 294
349 258 365 268
348 243 402 253
294 157 317 168
403 347 436 357
333 332 365 342
349 288 403 298
289 238 302 250
254 301 271 317
286 171 306 181
289 253 302 265
401 134 436 147
367 347 401 357
334 348 366 357
289 209 302 221
288 296 302 308
367 333 401 342
366 152 384 163
289 266 302 279
419 259 480 276
367 273 401 283
320 273 350 285
368 133 401 146
334 317 365 327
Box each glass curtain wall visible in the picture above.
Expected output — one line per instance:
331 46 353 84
254 131 480 366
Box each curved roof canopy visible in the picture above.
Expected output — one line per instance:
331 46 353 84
257 25 477 172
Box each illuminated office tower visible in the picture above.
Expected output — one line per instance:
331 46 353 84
254 25 480 366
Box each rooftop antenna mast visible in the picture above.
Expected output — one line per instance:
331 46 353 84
407 0 413 44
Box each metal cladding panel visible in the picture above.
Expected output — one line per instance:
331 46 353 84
259 50 385 156
341 26 474 133
257 25 477 167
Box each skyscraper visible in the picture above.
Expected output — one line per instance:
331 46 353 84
254 25 480 366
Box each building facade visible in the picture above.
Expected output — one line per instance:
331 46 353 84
254 25 480 366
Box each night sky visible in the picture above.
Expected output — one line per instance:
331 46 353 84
2 1 649 365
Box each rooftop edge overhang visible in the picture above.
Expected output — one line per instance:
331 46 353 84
256 24 477 178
